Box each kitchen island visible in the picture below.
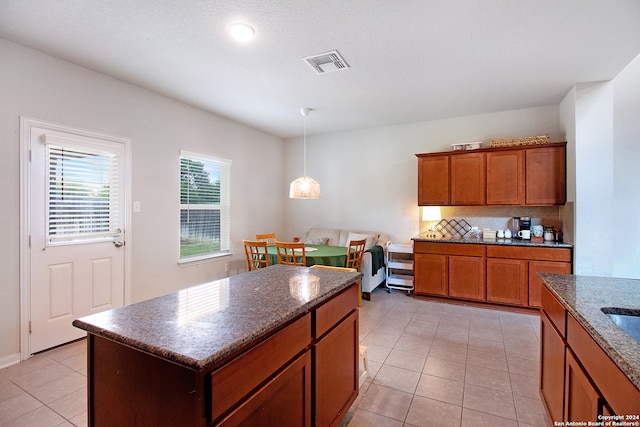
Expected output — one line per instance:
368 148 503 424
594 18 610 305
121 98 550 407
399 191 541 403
73 264 362 427
539 273 640 423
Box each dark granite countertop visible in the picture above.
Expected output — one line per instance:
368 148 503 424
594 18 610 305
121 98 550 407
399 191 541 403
412 233 573 249
73 264 362 371
539 273 640 390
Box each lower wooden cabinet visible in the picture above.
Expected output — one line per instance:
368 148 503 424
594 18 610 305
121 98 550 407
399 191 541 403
86 284 359 427
414 253 447 296
448 255 485 301
540 311 566 424
540 285 640 425
414 242 571 308
486 258 527 305
218 351 312 427
564 349 601 424
529 261 571 307
486 245 571 308
414 242 485 301
314 310 359 427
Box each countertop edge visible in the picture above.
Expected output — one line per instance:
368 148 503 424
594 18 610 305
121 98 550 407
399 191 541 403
540 274 640 390
412 235 573 248
73 267 362 371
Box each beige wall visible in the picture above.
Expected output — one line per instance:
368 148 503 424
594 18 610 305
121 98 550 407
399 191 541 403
0 39 285 363
558 53 640 278
283 106 563 244
3 36 638 365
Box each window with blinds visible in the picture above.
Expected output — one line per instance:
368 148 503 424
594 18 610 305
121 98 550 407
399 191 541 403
180 151 231 261
46 143 121 244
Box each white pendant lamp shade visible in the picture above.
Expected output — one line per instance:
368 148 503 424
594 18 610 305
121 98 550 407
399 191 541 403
290 175 321 198
290 108 321 199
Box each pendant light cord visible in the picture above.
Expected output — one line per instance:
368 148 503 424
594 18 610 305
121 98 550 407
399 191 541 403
303 114 307 176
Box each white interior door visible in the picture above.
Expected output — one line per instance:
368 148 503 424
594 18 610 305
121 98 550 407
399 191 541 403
28 124 127 353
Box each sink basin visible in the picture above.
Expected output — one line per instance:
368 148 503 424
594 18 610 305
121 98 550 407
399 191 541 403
601 307 640 343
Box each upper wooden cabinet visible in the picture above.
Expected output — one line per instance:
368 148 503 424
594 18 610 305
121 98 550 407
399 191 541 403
450 152 486 205
418 155 449 205
486 149 524 205
417 142 566 206
525 145 566 205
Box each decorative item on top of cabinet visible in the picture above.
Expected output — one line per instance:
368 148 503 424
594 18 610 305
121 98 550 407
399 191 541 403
385 242 414 295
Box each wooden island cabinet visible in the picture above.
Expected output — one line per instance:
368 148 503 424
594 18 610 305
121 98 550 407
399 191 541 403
539 275 640 425
73 265 361 427
417 142 566 206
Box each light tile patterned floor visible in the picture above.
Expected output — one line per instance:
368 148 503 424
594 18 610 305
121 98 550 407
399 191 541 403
343 288 549 427
0 339 87 426
0 287 549 427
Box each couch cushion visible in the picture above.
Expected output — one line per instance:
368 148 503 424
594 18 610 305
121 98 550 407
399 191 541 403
305 228 341 246
340 230 378 250
302 236 328 245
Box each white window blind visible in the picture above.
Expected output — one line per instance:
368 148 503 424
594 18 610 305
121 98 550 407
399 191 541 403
46 139 121 244
180 151 231 261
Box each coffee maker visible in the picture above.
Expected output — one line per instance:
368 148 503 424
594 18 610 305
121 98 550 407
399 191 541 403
512 216 531 239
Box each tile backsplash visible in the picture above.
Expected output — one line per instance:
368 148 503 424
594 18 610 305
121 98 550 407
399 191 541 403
420 205 562 234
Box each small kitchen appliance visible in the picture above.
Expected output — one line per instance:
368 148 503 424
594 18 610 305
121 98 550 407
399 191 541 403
512 217 521 239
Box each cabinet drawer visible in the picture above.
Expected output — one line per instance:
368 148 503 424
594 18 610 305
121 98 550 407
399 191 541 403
414 242 485 257
541 285 566 337
216 351 312 427
566 315 640 416
315 284 357 338
210 313 311 422
487 245 571 262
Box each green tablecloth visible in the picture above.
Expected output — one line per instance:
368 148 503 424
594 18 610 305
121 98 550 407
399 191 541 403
267 245 347 267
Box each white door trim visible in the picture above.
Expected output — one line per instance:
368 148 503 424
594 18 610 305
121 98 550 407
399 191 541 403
19 116 132 360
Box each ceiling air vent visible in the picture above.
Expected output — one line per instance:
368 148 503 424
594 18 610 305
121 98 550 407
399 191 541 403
303 50 350 74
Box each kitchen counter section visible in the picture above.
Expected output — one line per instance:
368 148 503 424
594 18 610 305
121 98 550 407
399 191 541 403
539 273 640 390
412 233 573 249
73 264 362 371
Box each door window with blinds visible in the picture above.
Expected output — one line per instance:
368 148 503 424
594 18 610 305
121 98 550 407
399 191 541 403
180 151 231 261
45 136 123 245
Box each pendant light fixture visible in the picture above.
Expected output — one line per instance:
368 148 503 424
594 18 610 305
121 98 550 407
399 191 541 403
289 108 321 199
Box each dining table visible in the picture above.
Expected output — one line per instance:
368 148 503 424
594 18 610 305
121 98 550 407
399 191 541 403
267 244 348 267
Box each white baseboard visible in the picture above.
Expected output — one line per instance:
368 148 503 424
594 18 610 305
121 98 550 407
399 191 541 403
0 353 21 370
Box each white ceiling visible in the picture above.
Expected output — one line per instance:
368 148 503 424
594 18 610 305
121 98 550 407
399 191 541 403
1 1 639 138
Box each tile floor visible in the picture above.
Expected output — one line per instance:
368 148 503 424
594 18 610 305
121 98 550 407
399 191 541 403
343 289 549 427
0 287 549 427
0 339 87 426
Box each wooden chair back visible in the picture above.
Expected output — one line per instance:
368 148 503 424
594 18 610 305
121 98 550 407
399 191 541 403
345 238 366 272
310 264 363 308
243 240 270 271
255 233 276 245
275 241 306 266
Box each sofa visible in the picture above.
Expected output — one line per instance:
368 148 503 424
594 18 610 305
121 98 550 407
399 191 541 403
301 227 388 299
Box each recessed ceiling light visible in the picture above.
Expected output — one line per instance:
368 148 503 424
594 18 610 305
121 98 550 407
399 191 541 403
229 22 255 42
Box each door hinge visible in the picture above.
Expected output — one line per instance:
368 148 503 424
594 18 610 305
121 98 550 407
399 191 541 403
29 321 32 334
28 235 31 249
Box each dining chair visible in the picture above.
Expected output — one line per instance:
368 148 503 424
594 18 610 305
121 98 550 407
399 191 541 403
311 264 363 307
275 241 306 266
255 233 276 245
346 238 367 307
243 240 270 271
345 238 366 272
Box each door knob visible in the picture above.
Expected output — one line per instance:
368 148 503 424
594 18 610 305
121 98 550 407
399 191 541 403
113 241 125 248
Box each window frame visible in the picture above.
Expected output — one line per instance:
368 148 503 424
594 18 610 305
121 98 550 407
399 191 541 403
178 150 232 264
